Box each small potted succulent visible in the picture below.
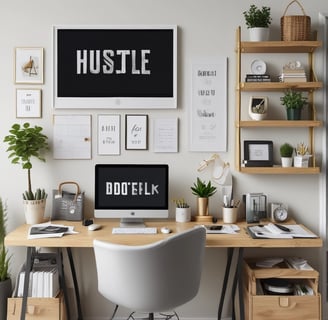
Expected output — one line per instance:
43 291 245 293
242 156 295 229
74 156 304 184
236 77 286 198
191 177 217 216
294 142 312 168
3 123 49 224
243 4 272 41
173 198 191 222
280 143 294 167
280 89 307 120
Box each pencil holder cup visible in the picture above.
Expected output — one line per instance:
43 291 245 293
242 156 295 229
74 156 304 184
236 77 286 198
222 207 238 224
175 207 191 222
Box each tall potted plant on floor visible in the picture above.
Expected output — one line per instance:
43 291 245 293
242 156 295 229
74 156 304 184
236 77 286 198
3 123 49 224
0 198 11 320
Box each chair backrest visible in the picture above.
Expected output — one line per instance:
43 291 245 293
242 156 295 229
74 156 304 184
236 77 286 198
93 226 206 313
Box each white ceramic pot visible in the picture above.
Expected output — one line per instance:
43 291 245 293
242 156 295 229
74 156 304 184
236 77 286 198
294 155 312 168
281 157 293 168
222 207 238 224
23 199 46 224
176 207 191 223
249 27 270 41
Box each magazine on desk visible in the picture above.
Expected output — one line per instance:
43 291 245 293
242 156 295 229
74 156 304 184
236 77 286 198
247 223 318 239
28 222 78 239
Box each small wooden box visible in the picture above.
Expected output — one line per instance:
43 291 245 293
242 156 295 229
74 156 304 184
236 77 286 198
243 259 321 320
7 292 66 320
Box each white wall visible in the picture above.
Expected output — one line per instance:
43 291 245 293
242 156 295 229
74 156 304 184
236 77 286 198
0 1 326 319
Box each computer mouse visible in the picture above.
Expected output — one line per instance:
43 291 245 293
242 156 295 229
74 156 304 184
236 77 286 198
160 227 171 234
88 224 102 231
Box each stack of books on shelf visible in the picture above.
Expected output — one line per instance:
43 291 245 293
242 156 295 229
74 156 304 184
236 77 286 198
279 66 307 82
245 74 271 82
14 260 60 298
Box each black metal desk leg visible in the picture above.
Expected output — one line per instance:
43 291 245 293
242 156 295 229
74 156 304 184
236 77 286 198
56 248 70 320
231 248 244 320
217 248 234 320
20 247 34 320
66 248 83 320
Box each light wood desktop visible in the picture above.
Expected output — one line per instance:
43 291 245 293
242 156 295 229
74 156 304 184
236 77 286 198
5 219 323 320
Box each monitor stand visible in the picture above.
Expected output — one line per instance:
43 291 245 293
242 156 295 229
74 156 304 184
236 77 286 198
120 218 146 228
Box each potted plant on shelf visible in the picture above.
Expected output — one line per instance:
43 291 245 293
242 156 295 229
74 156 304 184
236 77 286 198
0 198 11 320
294 142 312 168
280 89 307 120
173 198 191 223
3 123 49 224
191 177 217 219
280 143 294 167
243 4 272 41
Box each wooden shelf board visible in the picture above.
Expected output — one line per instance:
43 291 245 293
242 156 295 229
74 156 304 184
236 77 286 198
240 166 320 174
237 120 322 128
240 41 322 53
240 82 323 91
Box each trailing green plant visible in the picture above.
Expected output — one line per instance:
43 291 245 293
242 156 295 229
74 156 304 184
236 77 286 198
243 5 272 28
172 198 189 208
3 123 49 200
280 143 294 157
280 89 307 110
0 198 10 281
191 177 217 198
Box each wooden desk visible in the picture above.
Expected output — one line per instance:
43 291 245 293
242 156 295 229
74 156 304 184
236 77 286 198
5 219 322 320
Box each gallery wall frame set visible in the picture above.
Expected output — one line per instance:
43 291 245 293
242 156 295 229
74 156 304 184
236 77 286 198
14 47 44 84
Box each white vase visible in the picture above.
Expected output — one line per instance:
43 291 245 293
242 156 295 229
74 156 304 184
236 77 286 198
23 199 46 224
281 157 293 167
175 207 191 223
249 27 270 41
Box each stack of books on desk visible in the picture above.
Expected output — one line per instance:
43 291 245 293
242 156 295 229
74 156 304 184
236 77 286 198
245 74 271 82
279 66 307 82
15 261 60 298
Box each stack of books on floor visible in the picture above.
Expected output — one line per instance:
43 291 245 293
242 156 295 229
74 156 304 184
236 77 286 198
279 66 307 82
14 260 60 298
245 74 271 82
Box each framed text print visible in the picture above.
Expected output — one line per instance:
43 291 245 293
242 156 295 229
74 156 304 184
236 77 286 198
98 115 120 155
125 115 148 150
16 89 42 118
53 25 177 109
15 47 44 84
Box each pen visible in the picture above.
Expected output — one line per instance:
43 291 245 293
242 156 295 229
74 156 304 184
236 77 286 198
274 224 290 232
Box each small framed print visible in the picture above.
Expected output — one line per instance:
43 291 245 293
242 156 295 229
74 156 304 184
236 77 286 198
244 140 273 167
15 47 44 84
125 115 148 150
16 89 42 118
97 115 121 155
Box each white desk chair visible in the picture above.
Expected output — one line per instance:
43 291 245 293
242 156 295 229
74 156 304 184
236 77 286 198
93 226 206 320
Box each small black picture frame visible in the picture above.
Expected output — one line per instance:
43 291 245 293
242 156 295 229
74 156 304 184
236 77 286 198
243 140 273 167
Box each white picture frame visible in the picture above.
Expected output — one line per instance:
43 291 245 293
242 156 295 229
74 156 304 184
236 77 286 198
125 114 148 150
97 115 121 155
16 89 42 118
15 47 44 84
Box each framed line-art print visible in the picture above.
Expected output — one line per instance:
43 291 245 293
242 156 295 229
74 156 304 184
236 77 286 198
125 115 148 150
98 115 121 155
53 25 177 109
16 89 42 118
15 47 44 84
243 140 273 167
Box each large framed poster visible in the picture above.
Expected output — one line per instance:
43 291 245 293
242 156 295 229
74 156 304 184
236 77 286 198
53 25 177 109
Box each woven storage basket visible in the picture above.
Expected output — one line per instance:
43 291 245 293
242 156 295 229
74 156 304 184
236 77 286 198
281 0 311 41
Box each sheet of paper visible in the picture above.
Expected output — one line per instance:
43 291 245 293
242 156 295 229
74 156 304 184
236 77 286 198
153 118 178 152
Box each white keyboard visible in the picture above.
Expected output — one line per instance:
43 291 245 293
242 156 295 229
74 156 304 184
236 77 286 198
112 227 157 234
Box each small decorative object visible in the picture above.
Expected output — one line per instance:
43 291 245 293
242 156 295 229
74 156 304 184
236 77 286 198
0 197 12 320
294 142 312 167
248 96 268 120
279 143 294 167
279 61 306 83
173 199 191 223
280 89 307 120
3 123 49 224
243 4 272 41
191 178 217 221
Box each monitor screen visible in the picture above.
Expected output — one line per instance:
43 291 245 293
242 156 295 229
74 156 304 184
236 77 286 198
94 164 169 224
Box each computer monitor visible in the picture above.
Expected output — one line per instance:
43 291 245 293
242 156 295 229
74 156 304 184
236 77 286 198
94 164 169 227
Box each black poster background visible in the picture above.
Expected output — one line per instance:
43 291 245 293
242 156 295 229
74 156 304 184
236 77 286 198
56 28 174 98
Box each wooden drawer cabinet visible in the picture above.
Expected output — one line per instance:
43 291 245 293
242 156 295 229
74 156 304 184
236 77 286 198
243 259 321 320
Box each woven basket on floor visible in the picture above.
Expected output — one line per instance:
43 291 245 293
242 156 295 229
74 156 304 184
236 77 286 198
281 0 311 41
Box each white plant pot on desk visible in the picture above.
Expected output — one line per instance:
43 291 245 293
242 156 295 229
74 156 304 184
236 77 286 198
23 199 46 224
175 207 191 223
294 155 312 168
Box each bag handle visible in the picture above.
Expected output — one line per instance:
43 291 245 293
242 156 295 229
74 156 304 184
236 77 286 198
283 0 307 17
57 181 81 201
